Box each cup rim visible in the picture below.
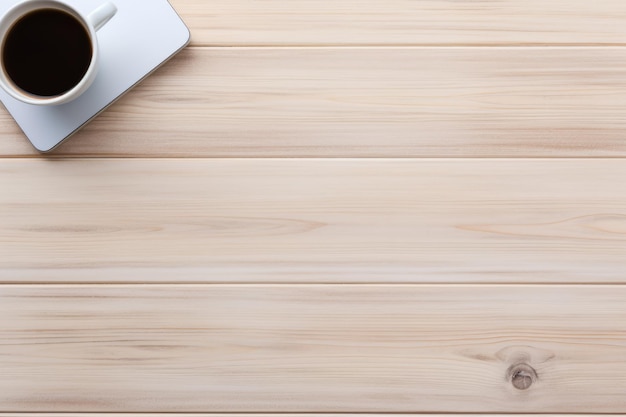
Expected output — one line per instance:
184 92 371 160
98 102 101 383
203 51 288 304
0 0 99 106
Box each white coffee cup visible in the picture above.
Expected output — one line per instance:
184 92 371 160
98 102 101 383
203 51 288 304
0 0 117 106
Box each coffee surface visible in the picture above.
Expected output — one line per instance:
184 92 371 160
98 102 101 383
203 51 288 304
3 8 92 97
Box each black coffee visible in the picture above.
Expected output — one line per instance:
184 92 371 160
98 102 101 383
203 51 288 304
2 8 92 97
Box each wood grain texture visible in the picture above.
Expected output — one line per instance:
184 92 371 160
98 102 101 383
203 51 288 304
2 0 624 414
2 158 626 283
172 0 626 46
2 285 626 412
0 412 624 417
5 47 626 157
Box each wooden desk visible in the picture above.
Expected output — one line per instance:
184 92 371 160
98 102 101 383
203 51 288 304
2 0 626 414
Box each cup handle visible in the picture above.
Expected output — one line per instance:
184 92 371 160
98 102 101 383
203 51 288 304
88 2 117 31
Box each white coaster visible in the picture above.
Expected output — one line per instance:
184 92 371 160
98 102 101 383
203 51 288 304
0 0 190 152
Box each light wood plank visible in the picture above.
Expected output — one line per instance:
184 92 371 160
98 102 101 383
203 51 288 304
2 158 626 283
5 47 626 157
0 415 616 417
172 0 626 46
1 285 626 412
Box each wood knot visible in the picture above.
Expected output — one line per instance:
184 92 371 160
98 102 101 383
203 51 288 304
507 363 537 390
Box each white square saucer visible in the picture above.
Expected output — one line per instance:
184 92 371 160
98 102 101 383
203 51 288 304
0 0 190 152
